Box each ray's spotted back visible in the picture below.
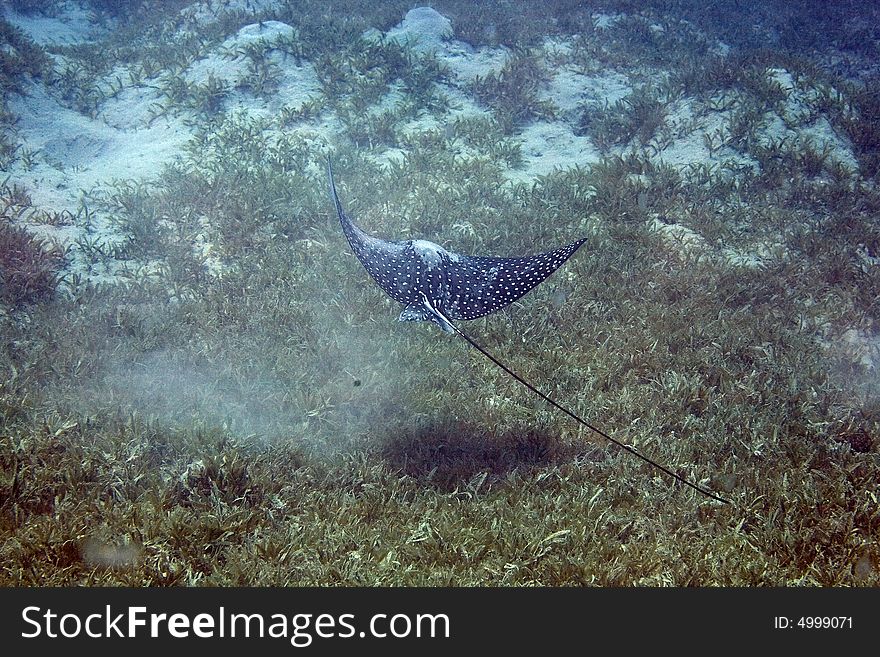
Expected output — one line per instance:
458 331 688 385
327 158 587 332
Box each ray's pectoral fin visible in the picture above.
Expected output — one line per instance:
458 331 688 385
398 295 455 333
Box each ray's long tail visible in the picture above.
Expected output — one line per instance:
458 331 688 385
445 316 731 505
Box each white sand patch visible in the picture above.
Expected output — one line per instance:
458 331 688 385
366 147 408 170
386 7 453 53
381 7 509 82
837 328 880 370
542 36 573 59
651 217 710 259
2 2 106 45
351 6 510 167
7 83 189 213
856 243 880 271
797 117 859 171
502 68 630 182
593 13 625 29
183 21 321 120
721 241 784 268
652 213 785 269
182 23 320 123
654 75 857 177
440 41 510 82
235 64 322 120
99 84 164 129
656 135 713 169
712 41 731 57
539 67 596 124
651 206 786 269
179 0 285 28
400 113 441 137
368 84 410 116
186 21 296 84
5 1 866 293
509 121 600 182
189 22 283 79
576 71 631 107
759 114 786 143
655 98 757 171
441 87 491 120
766 67 795 93
758 111 858 172
759 67 859 171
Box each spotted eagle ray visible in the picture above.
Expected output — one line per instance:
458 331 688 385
328 158 729 504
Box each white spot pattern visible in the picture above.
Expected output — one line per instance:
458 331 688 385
329 162 586 329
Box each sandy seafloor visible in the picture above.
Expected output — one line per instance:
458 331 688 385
1 4 860 243
4 0 877 360
1 0 880 587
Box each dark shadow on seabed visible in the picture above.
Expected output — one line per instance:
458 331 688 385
379 422 602 492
